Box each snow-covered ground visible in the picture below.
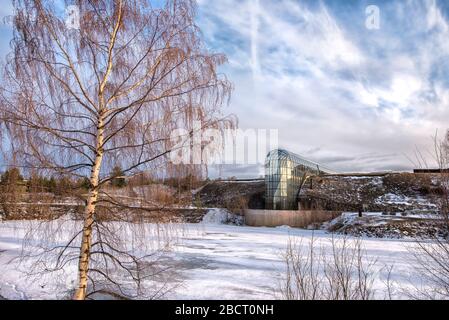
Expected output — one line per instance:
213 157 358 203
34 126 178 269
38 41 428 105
0 212 428 300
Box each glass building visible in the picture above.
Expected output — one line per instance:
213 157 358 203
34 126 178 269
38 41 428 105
265 149 335 210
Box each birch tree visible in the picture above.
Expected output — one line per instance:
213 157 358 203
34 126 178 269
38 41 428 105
0 0 233 299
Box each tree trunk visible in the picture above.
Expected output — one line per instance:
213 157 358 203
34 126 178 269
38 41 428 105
73 117 105 300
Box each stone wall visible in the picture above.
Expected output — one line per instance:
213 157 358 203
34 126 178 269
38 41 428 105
244 209 341 228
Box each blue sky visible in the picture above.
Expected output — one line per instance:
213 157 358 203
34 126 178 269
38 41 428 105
1 1 449 177
196 0 449 176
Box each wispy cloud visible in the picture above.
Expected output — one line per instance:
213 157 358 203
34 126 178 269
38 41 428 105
197 0 449 176
250 0 261 81
0 0 447 177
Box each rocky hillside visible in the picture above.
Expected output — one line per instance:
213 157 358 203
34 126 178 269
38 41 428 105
195 180 265 212
195 173 443 215
299 173 441 214
323 212 447 239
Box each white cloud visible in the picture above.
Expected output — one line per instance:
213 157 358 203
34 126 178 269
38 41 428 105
377 74 422 107
197 0 449 177
256 0 364 71
4 0 447 177
426 0 449 32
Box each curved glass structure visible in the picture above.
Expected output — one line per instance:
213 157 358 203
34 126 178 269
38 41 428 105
265 149 335 210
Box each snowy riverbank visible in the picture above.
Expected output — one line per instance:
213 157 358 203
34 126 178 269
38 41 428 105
0 214 428 300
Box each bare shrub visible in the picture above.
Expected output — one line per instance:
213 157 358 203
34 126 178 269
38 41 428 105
280 235 378 300
434 131 449 225
409 238 449 299
128 184 177 208
409 130 449 299
382 265 396 300
152 187 176 207
224 196 248 215
281 236 321 300
323 236 376 300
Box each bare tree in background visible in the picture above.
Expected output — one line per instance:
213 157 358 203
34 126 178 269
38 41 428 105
0 0 234 300
0 167 25 219
408 130 449 223
433 131 449 224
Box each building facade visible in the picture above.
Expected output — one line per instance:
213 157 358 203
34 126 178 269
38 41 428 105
265 149 334 210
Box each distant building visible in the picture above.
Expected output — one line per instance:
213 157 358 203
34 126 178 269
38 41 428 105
413 169 449 173
265 149 335 210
